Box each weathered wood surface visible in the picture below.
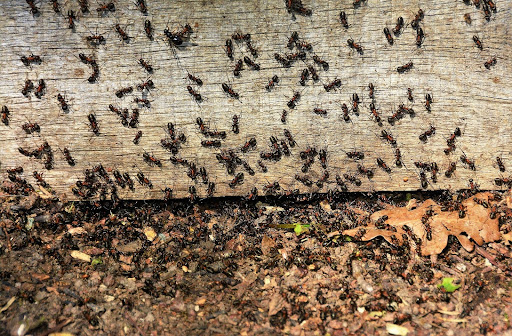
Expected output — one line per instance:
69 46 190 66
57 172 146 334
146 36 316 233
0 0 511 200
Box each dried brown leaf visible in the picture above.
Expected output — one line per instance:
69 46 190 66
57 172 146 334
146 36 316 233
344 193 501 256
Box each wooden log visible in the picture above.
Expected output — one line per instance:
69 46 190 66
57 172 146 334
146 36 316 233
0 0 510 200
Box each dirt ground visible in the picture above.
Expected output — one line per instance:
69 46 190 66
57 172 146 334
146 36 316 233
1 190 512 336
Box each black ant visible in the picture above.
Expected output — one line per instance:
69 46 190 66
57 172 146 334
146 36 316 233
347 38 363 54
134 97 150 107
116 86 133 98
377 158 391 173
473 35 483 50
144 20 153 40
88 114 99 135
34 79 45 99
344 173 361 186
21 80 34 97
1 106 9 125
50 0 60 13
407 88 413 101
229 173 244 188
496 157 506 172
138 58 153 73
136 0 148 14
187 86 202 101
67 10 76 30
63 148 75 166
133 131 142 144
416 27 424 47
188 73 203 86
225 39 233 59
393 17 404 35
115 24 130 42
137 172 153 188
410 9 424 30
244 56 260 70
287 92 301 108
381 130 397 146
21 54 41 66
281 109 288 123
445 162 456 177
484 57 497 69
233 59 243 77
313 55 329 70
284 129 296 147
340 11 349 28
274 53 291 68
97 2 115 14
341 103 350 122
383 27 393 45
299 68 310 86
137 79 154 91
266 75 279 91
222 83 239 99
57 94 69 112
397 62 413 73
232 115 239 134
419 125 435 142
323 79 341 92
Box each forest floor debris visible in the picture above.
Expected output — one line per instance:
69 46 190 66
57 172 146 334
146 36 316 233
0 190 511 335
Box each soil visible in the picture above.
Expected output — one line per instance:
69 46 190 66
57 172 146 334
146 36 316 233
0 190 511 336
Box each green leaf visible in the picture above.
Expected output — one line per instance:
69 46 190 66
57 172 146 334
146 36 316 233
438 277 460 292
294 223 310 235
91 257 103 266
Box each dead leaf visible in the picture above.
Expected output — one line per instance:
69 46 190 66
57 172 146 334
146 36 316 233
268 291 286 316
343 193 501 256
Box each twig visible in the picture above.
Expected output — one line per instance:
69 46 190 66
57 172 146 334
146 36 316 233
38 318 71 336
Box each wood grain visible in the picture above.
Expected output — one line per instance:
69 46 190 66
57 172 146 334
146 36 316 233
0 0 511 199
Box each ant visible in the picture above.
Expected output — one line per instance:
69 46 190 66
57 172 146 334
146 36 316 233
264 181 281 194
50 0 60 13
407 88 413 101
323 79 341 92
431 162 439 183
188 73 203 86
377 158 391 173
233 59 243 77
137 79 154 91
299 68 309 86
274 53 291 68
78 0 89 13
137 172 153 188
134 98 150 107
187 86 202 101
187 163 198 180
33 171 49 188
63 148 75 166
246 40 258 57
207 182 215 197
246 187 258 200
138 58 153 73
22 122 40 134
229 172 244 188
368 83 375 99
347 39 363 54
416 27 424 47
266 75 279 91
222 83 239 99
313 107 327 115
464 13 472 24
369 103 381 124
122 173 134 190
129 109 139 128
287 31 299 49
295 174 313 187
313 55 329 70
201 140 222 148
319 149 327 168
257 160 267 173
383 27 394 45
115 24 130 42
144 20 153 40
21 80 33 97
381 130 397 146
410 9 424 30
86 32 106 46
232 32 250 41
346 151 364 160
136 0 148 14
358 164 374 179
243 161 255 175
460 154 476 170
67 10 76 30
34 79 46 99
281 109 288 123
287 92 301 108
26 0 39 15
473 35 483 50
244 56 260 70
484 57 497 69
57 94 69 112
340 11 349 28
97 2 115 14
419 171 428 189
445 162 456 177
225 39 233 59
280 140 290 156
393 17 404 35
308 65 319 81
397 62 413 73
133 131 142 144
116 86 133 98
1 106 9 125
419 125 435 142
21 54 41 66
496 157 506 172
344 173 362 186
232 115 239 134
88 63 100 83
352 93 360 113
283 129 296 147
341 103 350 122
88 114 99 135
79 53 95 65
